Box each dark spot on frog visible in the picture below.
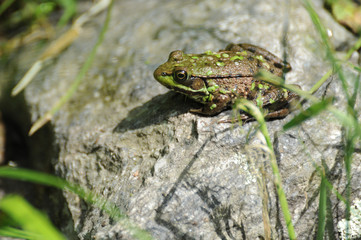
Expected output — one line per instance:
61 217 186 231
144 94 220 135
264 56 271 61
273 62 283 69
249 68 254 74
247 56 254 61
247 46 256 53
270 69 274 74
256 62 262 68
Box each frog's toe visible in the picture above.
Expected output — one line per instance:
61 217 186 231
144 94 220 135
189 108 204 114
265 108 290 119
189 107 219 116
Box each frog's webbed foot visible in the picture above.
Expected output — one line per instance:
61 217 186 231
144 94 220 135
189 107 206 115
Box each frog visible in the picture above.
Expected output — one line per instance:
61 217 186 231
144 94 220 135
153 43 299 119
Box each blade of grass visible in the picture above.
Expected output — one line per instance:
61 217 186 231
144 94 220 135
309 69 333 95
344 131 357 239
56 0 77 27
256 70 317 101
316 170 327 240
309 32 361 95
304 0 352 103
0 195 65 240
345 37 361 59
299 137 347 204
0 226 41 239
0 167 153 240
256 70 361 137
283 97 333 131
235 99 297 239
0 0 14 16
11 0 111 97
303 3 358 239
349 63 361 72
11 60 44 96
28 0 113 135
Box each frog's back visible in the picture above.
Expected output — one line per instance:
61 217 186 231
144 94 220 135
224 43 291 73
187 47 289 78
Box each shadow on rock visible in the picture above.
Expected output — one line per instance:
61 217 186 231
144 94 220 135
113 91 201 132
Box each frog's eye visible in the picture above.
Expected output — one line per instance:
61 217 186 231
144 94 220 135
174 70 189 84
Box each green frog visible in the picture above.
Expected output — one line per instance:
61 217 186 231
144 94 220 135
153 43 299 119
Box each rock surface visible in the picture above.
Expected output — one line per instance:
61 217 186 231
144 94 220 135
1 0 361 239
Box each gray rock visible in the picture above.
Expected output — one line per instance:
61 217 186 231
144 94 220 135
1 0 361 239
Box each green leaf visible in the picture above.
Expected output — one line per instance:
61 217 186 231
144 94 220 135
55 0 77 26
0 0 15 16
0 166 154 240
316 174 327 239
283 97 333 131
0 226 40 239
0 195 65 240
0 167 68 189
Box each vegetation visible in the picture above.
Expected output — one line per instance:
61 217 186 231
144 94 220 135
0 0 360 239
235 0 361 238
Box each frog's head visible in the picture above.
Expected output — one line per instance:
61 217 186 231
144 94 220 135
154 50 209 103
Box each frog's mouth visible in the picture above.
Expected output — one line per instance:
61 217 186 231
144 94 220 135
169 83 209 103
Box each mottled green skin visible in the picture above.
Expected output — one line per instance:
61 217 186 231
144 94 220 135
154 43 299 117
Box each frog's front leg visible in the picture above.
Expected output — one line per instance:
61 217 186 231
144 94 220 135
190 94 231 116
264 108 290 119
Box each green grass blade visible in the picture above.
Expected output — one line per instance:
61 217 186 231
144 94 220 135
327 107 361 136
256 70 361 137
303 0 332 55
235 100 297 239
283 97 333 131
349 63 361 72
344 132 357 239
0 166 68 188
304 0 351 100
0 0 14 16
29 0 113 135
0 166 153 240
316 172 327 239
309 69 332 95
0 195 65 240
0 226 41 239
56 0 77 26
308 35 361 95
256 70 318 102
